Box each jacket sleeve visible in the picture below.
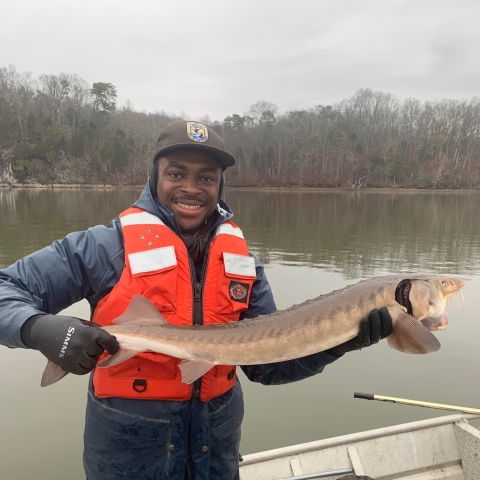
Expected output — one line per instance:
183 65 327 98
0 219 125 349
240 255 340 385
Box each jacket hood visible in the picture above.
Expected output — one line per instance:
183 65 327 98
133 180 234 236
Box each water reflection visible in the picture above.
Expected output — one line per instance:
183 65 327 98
225 189 480 277
1 187 480 479
0 187 141 268
2 188 479 277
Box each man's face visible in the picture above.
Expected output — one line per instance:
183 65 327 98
156 148 222 233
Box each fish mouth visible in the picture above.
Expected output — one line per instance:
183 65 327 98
421 310 449 331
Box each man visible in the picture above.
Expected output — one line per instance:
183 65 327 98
0 120 392 480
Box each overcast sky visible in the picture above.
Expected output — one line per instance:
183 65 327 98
2 0 479 121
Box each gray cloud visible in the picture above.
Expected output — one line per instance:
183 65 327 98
2 0 479 120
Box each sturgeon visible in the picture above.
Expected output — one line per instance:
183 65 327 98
41 274 464 387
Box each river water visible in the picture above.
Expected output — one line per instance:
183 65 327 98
0 187 479 479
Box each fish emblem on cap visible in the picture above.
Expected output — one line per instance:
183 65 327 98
187 122 208 142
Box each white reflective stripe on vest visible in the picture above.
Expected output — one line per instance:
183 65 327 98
215 223 245 239
121 211 166 227
223 253 256 277
128 246 177 275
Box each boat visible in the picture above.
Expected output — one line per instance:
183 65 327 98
239 414 480 479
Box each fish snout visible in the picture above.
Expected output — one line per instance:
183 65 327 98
447 278 465 291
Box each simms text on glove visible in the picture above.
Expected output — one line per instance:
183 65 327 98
21 314 119 375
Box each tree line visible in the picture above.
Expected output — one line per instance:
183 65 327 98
1 64 480 189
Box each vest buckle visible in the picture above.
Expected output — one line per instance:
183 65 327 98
133 379 147 393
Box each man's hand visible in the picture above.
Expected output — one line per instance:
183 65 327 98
21 314 119 375
326 307 393 357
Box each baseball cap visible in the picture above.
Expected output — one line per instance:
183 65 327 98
153 120 236 169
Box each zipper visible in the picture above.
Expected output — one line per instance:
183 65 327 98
190 240 212 398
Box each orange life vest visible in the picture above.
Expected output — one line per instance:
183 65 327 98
92 206 256 402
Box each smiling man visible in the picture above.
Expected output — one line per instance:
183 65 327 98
0 120 392 480
156 150 221 231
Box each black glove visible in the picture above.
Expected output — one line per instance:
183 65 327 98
326 307 393 357
21 314 119 375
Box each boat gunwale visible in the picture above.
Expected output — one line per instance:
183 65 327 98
240 413 479 466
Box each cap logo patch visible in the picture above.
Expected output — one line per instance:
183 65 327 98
229 281 249 303
187 122 208 142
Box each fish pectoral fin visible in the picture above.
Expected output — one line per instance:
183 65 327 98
178 359 215 384
113 295 168 325
41 360 70 387
387 312 441 354
97 348 143 367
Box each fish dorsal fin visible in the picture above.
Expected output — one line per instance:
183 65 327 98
41 360 70 387
113 295 168 325
178 359 215 384
387 312 441 354
97 348 144 368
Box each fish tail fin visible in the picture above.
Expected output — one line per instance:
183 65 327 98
387 312 441 354
42 348 145 387
41 360 70 387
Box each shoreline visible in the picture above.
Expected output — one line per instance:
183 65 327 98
0 183 141 190
1 183 480 194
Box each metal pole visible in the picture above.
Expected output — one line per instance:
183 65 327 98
277 468 353 480
354 392 480 415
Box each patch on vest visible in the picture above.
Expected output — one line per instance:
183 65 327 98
229 281 249 303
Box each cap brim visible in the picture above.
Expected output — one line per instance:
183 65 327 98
154 143 236 169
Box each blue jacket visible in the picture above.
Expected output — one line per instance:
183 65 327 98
0 182 339 479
